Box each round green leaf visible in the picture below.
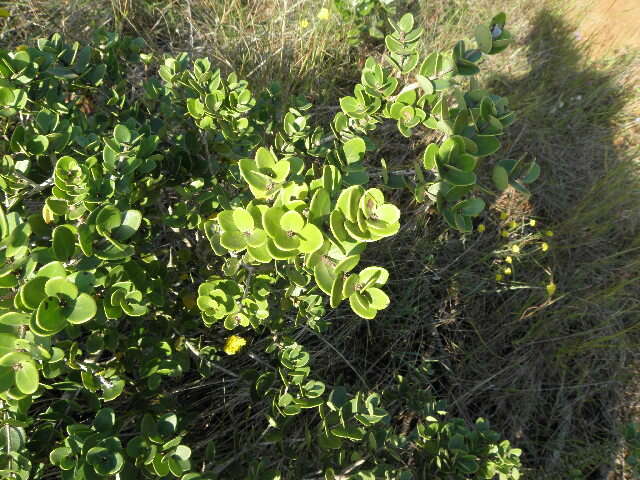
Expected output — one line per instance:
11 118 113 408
37 261 67 279
112 209 142 241
113 124 131 144
0 86 15 106
13 357 39 395
232 208 254 232
343 137 366 165
313 261 336 295
36 296 66 334
173 444 191 461
366 287 390 310
330 273 345 308
457 197 485 217
0 312 30 326
263 207 285 239
87 446 124 475
272 228 299 251
20 276 48 310
50 446 75 470
44 277 78 300
358 266 389 287
297 223 323 254
96 205 122 236
475 24 493 53
220 231 248 251
102 377 125 402
522 161 540 184
93 408 116 434
492 165 509 191
280 210 304 232
255 147 277 169
349 292 377 319
27 135 49 155
52 225 76 261
239 159 269 195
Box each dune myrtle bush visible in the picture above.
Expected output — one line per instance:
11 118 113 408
0 10 530 480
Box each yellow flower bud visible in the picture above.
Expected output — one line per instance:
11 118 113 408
299 18 309 29
503 267 512 275
317 7 330 20
477 224 486 233
541 242 549 252
545 230 554 237
505 256 513 264
223 335 247 355
511 245 520 253
500 212 508 220
529 219 537 227
546 282 556 296
495 273 503 281
501 230 510 238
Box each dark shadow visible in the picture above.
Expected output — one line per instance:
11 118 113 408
432 9 640 478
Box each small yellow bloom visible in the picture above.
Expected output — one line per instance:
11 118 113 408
477 224 486 233
223 335 247 355
500 212 508 220
495 273 503 281
505 256 513 264
299 18 309 29
317 7 330 20
529 219 537 227
501 230 510 238
546 282 556 296
541 242 549 252
503 267 512 275
545 230 554 237
511 245 520 253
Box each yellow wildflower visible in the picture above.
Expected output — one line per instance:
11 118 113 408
500 230 510 238
317 7 330 20
508 220 517 229
500 212 508 220
495 273 503 281
546 282 556 296
545 230 554 237
541 242 549 252
299 18 309 29
503 267 512 275
223 335 247 355
477 224 486 233
529 219 537 227
505 256 513 264
511 245 520 253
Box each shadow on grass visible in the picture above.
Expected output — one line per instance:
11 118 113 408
437 9 640 478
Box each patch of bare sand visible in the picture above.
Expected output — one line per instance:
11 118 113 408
570 0 640 57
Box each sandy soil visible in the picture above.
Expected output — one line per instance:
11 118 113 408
571 0 640 56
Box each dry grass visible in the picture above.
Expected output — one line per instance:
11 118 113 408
2 0 639 477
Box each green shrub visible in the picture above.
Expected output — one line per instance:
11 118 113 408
0 9 531 479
